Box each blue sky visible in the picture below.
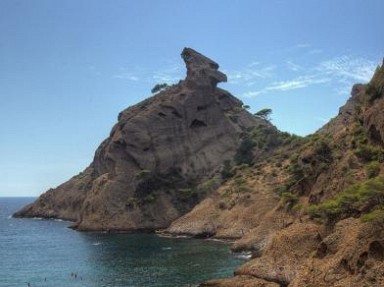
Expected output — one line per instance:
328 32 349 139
1 0 383 196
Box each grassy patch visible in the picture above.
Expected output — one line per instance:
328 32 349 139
366 161 381 178
361 208 384 223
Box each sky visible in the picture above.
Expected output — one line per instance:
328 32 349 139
1 0 383 196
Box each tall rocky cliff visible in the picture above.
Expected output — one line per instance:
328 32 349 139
14 48 278 231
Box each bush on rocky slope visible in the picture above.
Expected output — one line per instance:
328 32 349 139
308 176 384 222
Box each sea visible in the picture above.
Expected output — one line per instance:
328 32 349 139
0 197 247 287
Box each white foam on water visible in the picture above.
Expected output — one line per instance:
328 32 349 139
234 252 252 260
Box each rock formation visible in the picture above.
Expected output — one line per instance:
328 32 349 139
15 49 384 287
182 47 227 88
14 48 277 231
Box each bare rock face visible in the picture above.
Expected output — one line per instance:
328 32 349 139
14 167 94 221
235 223 321 285
14 48 275 231
289 219 384 287
363 62 384 146
182 47 227 89
364 100 384 146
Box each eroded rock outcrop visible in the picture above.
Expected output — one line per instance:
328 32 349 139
182 47 227 89
14 48 276 231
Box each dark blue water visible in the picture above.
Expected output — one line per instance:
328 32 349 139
0 198 245 287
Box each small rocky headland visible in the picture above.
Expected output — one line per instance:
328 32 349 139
15 48 384 287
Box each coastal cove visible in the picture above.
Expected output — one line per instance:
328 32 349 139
0 197 246 287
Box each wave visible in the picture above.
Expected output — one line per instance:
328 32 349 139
32 217 43 220
233 252 252 260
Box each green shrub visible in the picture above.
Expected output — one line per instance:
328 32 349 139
232 107 244 114
254 108 272 120
275 162 282 168
142 194 156 204
249 124 290 151
234 137 256 165
308 177 384 222
221 160 234 179
313 137 333 161
280 192 299 209
361 209 384 223
197 178 219 194
228 114 239 123
355 144 382 162
350 122 384 162
231 177 252 193
238 184 252 193
366 161 381 178
178 188 196 198
274 185 288 196
134 168 198 203
126 197 139 209
366 82 383 103
151 83 169 94
135 169 152 180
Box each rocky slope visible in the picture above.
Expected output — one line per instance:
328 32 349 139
197 60 384 286
14 48 278 231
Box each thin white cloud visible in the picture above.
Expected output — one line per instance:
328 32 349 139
249 61 261 67
152 67 182 83
113 73 140 81
267 76 330 92
286 60 302 72
113 62 184 84
295 43 311 49
226 64 276 85
242 90 264 98
309 49 323 55
242 53 377 98
318 56 376 83
243 75 330 98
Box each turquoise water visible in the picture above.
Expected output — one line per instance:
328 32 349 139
0 198 245 287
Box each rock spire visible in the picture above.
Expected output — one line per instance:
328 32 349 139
181 47 227 89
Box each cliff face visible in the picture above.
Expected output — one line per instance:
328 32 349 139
14 48 277 231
